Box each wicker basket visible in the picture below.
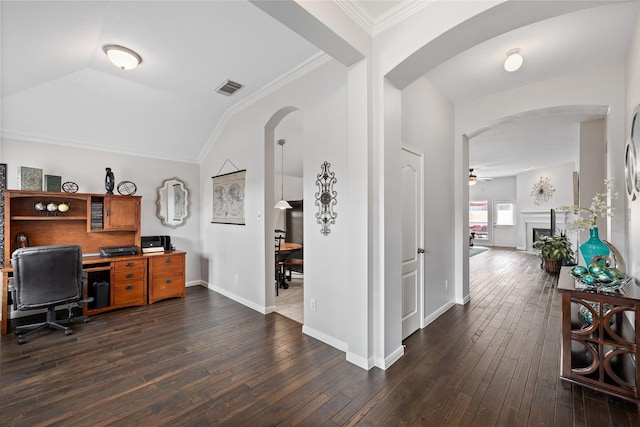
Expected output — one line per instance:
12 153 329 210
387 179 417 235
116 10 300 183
544 259 561 274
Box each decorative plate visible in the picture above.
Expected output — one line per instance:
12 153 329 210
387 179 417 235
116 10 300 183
62 181 79 193
117 181 137 195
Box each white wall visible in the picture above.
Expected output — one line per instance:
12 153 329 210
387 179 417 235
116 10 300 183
625 7 640 280
199 60 362 358
401 76 456 326
1 137 202 283
456 61 626 265
516 163 575 214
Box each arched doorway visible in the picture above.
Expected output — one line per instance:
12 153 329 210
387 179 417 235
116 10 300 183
262 106 303 318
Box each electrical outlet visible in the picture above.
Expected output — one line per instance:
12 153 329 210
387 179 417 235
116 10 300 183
445 279 448 290
234 274 239 284
310 298 316 311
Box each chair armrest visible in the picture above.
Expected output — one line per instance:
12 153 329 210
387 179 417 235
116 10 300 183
80 272 94 304
8 279 17 310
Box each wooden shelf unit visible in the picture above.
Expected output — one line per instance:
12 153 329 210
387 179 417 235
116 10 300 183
3 190 140 261
558 267 640 407
1 190 187 335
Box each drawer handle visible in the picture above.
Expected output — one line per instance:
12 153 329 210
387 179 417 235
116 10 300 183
125 285 134 290
164 258 173 264
125 273 134 278
164 279 172 284
126 262 135 267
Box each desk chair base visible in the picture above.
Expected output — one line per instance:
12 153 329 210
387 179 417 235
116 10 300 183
14 306 90 345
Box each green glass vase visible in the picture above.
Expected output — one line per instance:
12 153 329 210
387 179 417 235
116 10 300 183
579 227 610 265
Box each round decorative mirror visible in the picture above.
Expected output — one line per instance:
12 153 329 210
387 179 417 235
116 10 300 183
156 177 190 228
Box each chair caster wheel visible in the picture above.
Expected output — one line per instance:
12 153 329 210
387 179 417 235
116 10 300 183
17 337 26 345
64 328 73 336
282 283 289 289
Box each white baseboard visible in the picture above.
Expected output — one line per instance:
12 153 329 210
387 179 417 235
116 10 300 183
346 352 376 370
302 324 348 352
375 345 404 370
204 282 268 315
423 299 456 328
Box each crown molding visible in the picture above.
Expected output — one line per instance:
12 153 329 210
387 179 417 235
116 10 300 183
0 129 199 164
197 52 332 163
335 0 432 36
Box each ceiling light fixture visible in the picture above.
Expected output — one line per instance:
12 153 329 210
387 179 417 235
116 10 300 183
504 48 523 72
275 139 293 210
469 169 478 186
103 44 142 70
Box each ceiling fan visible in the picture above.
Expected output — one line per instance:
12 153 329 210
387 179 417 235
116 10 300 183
469 169 492 186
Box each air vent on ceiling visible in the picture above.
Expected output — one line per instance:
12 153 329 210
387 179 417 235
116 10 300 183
216 79 243 96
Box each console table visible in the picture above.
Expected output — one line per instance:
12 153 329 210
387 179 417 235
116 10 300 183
558 267 640 406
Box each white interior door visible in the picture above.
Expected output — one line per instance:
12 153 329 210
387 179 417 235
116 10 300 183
401 147 423 340
493 199 517 247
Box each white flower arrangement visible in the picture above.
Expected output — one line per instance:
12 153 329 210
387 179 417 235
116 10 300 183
559 179 617 232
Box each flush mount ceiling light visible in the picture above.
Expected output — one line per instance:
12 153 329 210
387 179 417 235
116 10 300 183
275 139 292 210
103 45 142 70
504 48 523 72
469 169 478 186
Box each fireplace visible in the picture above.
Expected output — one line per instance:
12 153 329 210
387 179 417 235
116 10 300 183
533 227 552 243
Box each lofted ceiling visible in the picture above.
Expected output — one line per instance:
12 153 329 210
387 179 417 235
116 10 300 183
1 1 639 180
0 1 320 167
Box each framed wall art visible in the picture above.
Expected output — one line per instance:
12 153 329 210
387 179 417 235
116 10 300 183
19 166 43 191
211 169 246 225
0 163 6 267
44 174 62 192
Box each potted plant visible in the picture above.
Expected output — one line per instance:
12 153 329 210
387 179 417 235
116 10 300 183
532 233 575 274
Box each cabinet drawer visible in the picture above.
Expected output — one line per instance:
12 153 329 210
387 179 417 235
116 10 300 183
149 255 184 277
114 259 145 271
113 281 145 306
114 268 145 283
149 274 185 303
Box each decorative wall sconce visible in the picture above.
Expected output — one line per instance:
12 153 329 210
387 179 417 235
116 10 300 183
315 161 337 236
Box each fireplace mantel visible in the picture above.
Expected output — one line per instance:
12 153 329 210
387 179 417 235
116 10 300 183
517 211 566 252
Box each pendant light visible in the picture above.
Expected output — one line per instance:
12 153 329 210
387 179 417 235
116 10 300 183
275 139 292 209
469 169 478 186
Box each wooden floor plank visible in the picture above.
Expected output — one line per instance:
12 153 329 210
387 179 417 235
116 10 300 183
2 247 639 426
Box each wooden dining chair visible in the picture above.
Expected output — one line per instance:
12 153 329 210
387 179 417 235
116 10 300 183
274 230 287 295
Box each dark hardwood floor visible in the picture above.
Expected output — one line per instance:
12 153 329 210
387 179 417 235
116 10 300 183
2 248 639 426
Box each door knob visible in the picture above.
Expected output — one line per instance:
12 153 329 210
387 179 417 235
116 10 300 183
417 248 425 254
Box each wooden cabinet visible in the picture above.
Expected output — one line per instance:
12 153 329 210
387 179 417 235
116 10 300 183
558 267 640 407
112 258 147 307
3 190 141 260
148 252 185 304
103 196 140 230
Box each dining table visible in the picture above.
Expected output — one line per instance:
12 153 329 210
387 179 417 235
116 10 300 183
276 242 302 289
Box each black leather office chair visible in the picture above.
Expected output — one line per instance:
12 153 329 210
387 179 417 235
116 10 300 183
8 244 91 344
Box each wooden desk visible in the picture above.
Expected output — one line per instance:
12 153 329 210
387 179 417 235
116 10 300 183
1 251 186 335
558 267 640 407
